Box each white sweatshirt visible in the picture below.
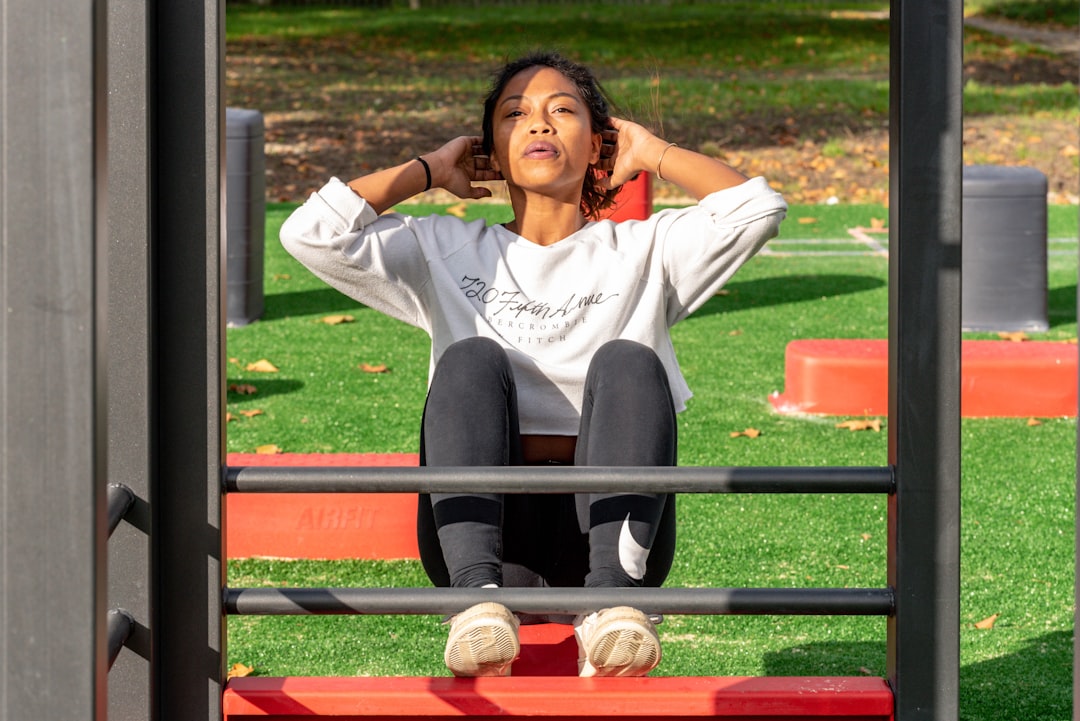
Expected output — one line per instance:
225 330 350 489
280 176 787 435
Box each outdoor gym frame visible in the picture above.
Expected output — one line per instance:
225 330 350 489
0 0 969 719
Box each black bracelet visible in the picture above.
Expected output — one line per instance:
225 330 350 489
415 156 432 192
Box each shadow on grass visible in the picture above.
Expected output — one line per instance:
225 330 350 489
958 630 1072 721
763 640 886 678
262 288 366 322
227 378 305 400
763 630 1072 720
1048 283 1078 328
696 274 886 317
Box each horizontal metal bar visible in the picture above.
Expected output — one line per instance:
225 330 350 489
106 483 136 537
225 465 894 495
107 608 135 670
225 586 895 617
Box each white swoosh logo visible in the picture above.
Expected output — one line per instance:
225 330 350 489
618 513 650 580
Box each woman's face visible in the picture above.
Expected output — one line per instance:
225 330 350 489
489 65 602 201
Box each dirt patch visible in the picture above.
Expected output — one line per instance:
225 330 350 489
227 27 1078 207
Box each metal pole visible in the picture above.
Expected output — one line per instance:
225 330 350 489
0 0 109 716
108 609 137 670
225 586 896 618
888 0 963 718
153 0 225 718
105 0 155 715
107 484 137 537
226 464 895 495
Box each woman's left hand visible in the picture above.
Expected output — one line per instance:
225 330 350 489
598 117 748 199
595 117 665 190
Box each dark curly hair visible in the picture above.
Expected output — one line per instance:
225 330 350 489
481 51 619 220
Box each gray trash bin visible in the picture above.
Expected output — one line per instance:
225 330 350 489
226 108 266 327
961 165 1048 332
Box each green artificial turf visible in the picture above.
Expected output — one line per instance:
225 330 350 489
226 201 1076 720
214 2 1079 716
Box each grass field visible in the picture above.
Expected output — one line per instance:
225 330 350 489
226 200 1076 720
223 2 1076 717
225 0 1079 206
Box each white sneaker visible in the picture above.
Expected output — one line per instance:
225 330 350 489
573 606 661 677
444 602 520 677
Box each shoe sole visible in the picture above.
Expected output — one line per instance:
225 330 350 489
580 607 661 677
444 602 520 677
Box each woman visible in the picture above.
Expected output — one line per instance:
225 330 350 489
280 51 787 678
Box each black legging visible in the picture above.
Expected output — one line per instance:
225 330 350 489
416 337 677 591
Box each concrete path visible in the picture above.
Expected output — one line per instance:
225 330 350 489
964 15 1079 63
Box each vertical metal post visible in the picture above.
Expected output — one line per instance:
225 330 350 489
887 0 963 719
106 0 155 715
0 0 110 717
152 0 226 718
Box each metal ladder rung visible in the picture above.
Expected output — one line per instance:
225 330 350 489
225 465 895 495
225 586 895 617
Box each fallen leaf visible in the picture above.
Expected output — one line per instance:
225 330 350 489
226 412 238 423
446 202 468 218
319 314 355 325
255 444 282 455
1026 417 1042 426
239 409 264 418
870 217 885 230
861 533 872 541
360 362 389 373
272 273 291 281
228 383 258 395
835 419 881 432
997 331 1028 343
229 357 243 366
715 289 731 296
227 663 254 680
728 329 743 336
859 667 875 676
246 359 279 373
798 217 818 224
974 613 999 630
730 428 761 438
1062 145 1080 158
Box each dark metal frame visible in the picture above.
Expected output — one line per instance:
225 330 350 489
0 0 964 719
886 0 964 717
1 0 110 717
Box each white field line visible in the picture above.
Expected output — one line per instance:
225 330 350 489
761 228 1078 258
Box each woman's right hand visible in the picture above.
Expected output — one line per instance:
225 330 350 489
429 136 504 201
348 136 505 214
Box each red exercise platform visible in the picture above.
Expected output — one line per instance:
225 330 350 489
598 170 653 223
225 626 892 719
224 674 894 720
224 618 894 718
770 339 1078 417
226 453 421 560
224 456 895 720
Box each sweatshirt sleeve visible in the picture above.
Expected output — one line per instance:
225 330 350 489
278 177 433 330
655 176 787 325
